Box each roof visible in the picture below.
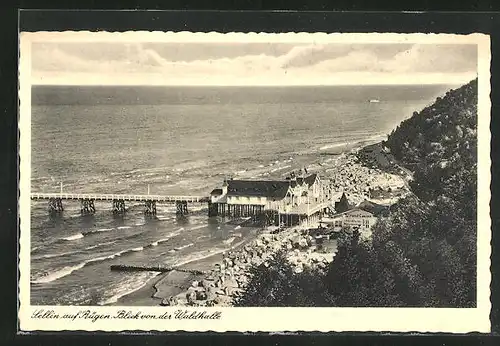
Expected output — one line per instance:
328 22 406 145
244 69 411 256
357 200 390 216
226 180 291 199
210 188 223 196
304 173 319 186
334 208 375 218
289 174 317 188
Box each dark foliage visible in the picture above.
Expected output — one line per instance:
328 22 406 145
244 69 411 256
234 251 331 307
237 79 477 307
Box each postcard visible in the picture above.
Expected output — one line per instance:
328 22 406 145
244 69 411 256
18 30 491 332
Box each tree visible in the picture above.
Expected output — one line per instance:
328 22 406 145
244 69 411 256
325 229 403 307
234 251 329 307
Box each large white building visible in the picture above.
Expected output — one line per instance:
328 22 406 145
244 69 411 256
209 173 330 226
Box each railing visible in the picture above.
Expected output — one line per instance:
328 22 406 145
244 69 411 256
30 192 209 203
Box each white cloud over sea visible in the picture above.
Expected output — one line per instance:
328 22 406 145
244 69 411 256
30 41 478 86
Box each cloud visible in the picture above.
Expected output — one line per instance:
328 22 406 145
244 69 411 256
385 44 477 73
30 42 477 86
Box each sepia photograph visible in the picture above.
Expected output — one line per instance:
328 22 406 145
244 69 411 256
18 30 491 332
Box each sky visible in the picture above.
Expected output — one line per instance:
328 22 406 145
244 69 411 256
30 41 478 86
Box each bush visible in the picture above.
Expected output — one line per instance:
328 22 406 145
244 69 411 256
234 251 330 307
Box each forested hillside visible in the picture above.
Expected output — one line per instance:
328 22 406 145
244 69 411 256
236 79 478 307
385 79 478 218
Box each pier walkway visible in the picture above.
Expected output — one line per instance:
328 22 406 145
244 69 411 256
30 192 208 203
31 192 209 215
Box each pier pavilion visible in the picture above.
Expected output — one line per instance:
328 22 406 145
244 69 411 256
208 173 332 227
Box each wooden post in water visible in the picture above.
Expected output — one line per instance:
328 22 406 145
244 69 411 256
176 201 188 216
112 199 126 214
80 198 96 215
48 197 64 214
145 200 157 215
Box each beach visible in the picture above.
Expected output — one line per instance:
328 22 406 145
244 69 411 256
114 231 257 306
113 139 410 307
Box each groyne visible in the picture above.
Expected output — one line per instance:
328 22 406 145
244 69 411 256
110 264 207 275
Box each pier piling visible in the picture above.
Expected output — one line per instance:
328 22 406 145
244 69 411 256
176 201 188 215
80 198 96 215
144 200 157 215
112 199 126 214
208 201 220 217
48 198 64 214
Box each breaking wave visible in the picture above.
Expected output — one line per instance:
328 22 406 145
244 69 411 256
83 228 114 236
97 272 160 306
61 227 116 242
174 243 194 251
62 233 84 241
189 225 208 231
32 228 187 283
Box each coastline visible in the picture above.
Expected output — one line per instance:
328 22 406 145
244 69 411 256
113 230 259 306
113 136 406 307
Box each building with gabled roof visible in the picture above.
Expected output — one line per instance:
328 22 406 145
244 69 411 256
321 207 377 233
208 173 331 227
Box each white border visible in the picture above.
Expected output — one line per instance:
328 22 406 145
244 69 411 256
18 31 492 333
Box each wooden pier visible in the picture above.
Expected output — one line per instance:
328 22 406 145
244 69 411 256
31 173 335 226
31 192 209 216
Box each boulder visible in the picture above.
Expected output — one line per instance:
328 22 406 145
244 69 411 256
205 287 218 301
214 294 233 306
191 280 199 288
196 290 208 301
224 276 239 288
293 264 304 274
215 289 225 296
224 258 233 267
228 287 245 297
167 296 179 306
251 257 261 266
186 290 197 305
201 278 216 289
298 237 308 248
215 276 225 287
236 275 249 286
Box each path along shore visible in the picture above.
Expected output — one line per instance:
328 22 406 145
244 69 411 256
114 141 410 307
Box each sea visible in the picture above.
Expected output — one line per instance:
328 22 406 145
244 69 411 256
29 84 457 305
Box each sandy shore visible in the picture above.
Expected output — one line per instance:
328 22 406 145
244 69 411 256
114 230 258 306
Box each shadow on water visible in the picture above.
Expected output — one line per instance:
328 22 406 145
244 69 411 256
175 215 190 225
207 217 219 226
111 213 127 227
79 214 96 227
47 212 65 225
143 214 161 224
